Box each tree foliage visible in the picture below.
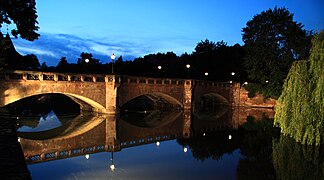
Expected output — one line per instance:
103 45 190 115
0 0 39 40
274 31 324 145
242 7 311 98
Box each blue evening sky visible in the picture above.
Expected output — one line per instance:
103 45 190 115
4 0 324 66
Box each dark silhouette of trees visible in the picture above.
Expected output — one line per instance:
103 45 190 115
0 0 39 40
40 40 246 82
56 57 71 72
242 7 312 98
0 33 40 70
0 0 39 70
21 54 40 70
191 39 245 81
0 33 23 69
76 52 102 73
40 62 48 71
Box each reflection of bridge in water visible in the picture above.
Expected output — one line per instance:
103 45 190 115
18 107 274 164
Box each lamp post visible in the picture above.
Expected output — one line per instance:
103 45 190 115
85 59 89 73
204 72 208 80
111 53 116 74
186 64 190 79
157 65 162 77
231 72 235 83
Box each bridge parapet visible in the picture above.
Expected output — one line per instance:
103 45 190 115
0 70 111 83
193 79 236 88
121 75 185 85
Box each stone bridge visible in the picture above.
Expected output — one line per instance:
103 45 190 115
0 70 241 114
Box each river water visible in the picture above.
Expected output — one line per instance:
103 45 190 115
11 107 324 180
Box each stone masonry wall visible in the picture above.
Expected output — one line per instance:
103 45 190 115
239 87 276 108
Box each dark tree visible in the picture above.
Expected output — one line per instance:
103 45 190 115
40 62 48 71
56 57 70 72
191 39 246 81
242 7 311 98
0 0 39 40
22 54 40 70
77 52 101 73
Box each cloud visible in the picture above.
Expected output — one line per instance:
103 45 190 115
11 32 197 66
15 46 57 57
11 33 156 66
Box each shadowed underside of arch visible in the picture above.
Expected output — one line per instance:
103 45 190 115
120 93 183 112
200 93 230 106
2 92 107 113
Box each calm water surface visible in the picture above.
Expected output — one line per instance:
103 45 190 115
14 107 323 180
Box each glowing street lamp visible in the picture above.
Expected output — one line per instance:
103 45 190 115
111 53 116 74
84 58 90 73
230 72 235 83
204 72 208 80
157 65 162 70
186 64 190 78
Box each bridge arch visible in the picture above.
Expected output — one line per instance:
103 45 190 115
193 92 231 116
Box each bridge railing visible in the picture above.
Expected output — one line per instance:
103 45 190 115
120 75 238 87
193 79 238 88
0 70 240 87
120 75 186 85
0 70 114 83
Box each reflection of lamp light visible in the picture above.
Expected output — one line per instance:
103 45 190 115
183 147 188 153
229 135 232 140
18 137 20 142
110 164 115 171
156 141 160 146
110 152 115 172
85 154 90 160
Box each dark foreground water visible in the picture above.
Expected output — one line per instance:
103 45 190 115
6 107 324 179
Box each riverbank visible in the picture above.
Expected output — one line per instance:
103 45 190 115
0 109 31 179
